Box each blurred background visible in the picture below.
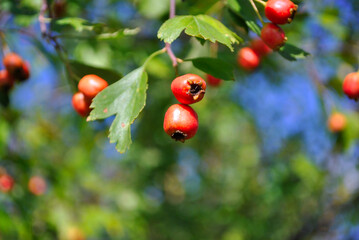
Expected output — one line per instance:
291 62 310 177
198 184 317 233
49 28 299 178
1 0 359 239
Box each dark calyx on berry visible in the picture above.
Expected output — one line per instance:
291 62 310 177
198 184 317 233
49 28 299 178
187 80 205 100
171 130 187 143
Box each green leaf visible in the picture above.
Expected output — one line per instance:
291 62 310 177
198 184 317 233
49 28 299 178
88 67 148 153
227 0 261 35
52 17 139 40
188 58 235 80
157 15 242 51
278 43 310 61
68 61 122 85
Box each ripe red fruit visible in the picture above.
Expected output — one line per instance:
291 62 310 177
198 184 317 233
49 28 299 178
265 0 298 25
328 112 347 133
250 38 272 57
72 92 91 117
171 74 206 104
17 61 30 82
206 74 222 87
163 104 199 142
3 53 24 76
237 47 260 71
261 23 287 50
28 176 47 196
0 70 14 90
78 74 108 99
0 174 14 193
343 72 359 100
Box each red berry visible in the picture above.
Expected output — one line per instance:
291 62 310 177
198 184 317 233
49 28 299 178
28 176 47 196
171 74 206 105
0 174 14 193
0 70 14 90
237 47 260 71
265 0 298 25
206 74 222 87
343 72 359 100
328 112 347 133
78 74 108 99
72 92 91 117
3 53 24 76
250 38 272 57
261 23 287 50
17 61 30 82
163 104 199 142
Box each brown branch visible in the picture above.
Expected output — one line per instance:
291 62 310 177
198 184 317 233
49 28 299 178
165 0 179 75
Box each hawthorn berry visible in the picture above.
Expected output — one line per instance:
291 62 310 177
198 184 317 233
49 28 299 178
237 47 260 71
78 74 108 99
261 23 287 50
72 92 92 117
3 53 24 76
206 74 222 87
343 72 359 100
28 176 47 196
265 0 298 25
328 112 347 133
171 74 206 104
0 70 14 90
163 104 199 142
250 38 272 57
0 174 14 193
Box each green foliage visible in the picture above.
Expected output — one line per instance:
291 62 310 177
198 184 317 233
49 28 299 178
188 57 235 80
278 43 310 61
88 67 148 153
158 15 242 51
227 0 261 35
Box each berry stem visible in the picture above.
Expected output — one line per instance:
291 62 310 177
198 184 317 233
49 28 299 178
254 0 267 7
249 0 265 26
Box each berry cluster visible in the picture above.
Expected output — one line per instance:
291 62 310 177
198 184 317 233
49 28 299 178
262 0 297 49
238 0 298 71
0 171 47 196
0 53 30 91
72 74 108 117
163 74 207 142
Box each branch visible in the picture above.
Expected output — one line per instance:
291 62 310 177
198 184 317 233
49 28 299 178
165 0 178 74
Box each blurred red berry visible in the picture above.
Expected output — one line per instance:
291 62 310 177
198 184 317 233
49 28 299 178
237 47 260 71
206 74 222 87
261 23 287 50
72 92 92 117
250 38 272 57
343 72 359 100
78 74 108 99
0 174 14 193
28 176 47 196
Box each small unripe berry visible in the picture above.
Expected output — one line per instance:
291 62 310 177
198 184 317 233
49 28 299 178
72 92 91 117
78 74 108 99
206 74 222 87
250 38 272 57
28 176 47 196
343 72 359 100
67 227 86 240
261 23 287 50
171 74 206 104
265 0 298 25
0 174 14 193
163 104 198 142
237 47 260 71
3 53 24 76
0 70 14 90
328 112 347 133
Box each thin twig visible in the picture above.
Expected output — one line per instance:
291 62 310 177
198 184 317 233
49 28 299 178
249 0 265 26
254 0 267 7
165 0 179 75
